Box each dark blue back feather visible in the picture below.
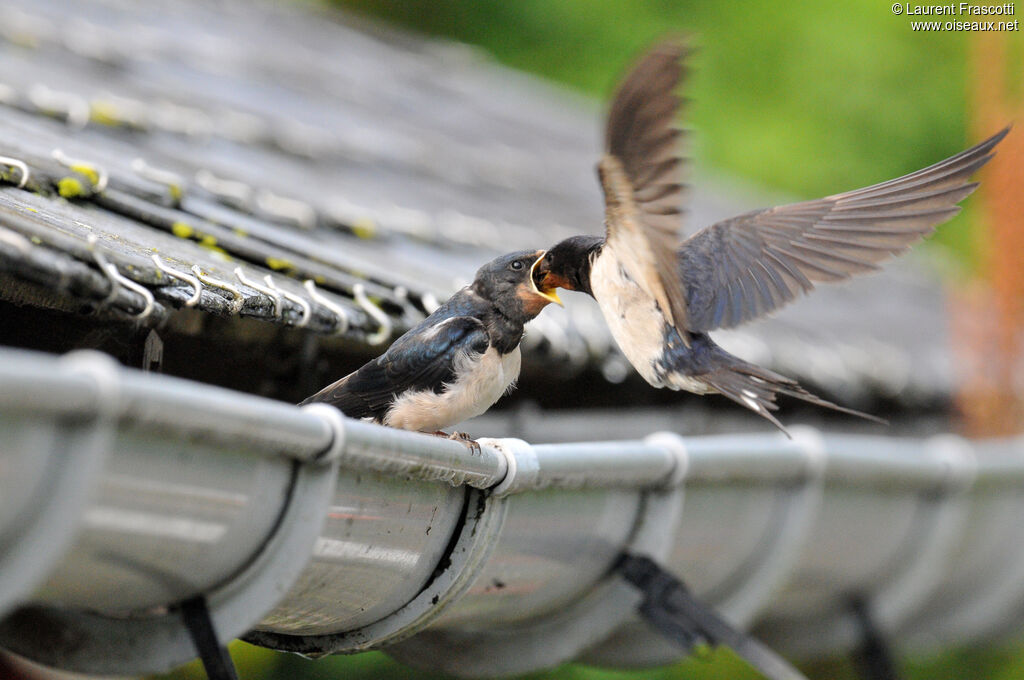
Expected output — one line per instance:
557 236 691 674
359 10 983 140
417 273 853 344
302 289 490 420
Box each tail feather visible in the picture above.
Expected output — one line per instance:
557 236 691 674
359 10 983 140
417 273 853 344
700 360 886 437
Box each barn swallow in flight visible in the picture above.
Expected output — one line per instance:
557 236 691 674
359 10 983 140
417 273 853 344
534 40 1008 432
302 250 561 433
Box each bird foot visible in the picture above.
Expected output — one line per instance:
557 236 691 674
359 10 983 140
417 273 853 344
435 430 482 456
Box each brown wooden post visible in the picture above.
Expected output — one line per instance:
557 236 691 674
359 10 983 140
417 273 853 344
954 32 1024 437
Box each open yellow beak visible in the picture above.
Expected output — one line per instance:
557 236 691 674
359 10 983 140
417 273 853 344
529 253 563 307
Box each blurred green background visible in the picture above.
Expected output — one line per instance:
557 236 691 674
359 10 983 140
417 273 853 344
339 0 1023 273
155 1 1021 678
153 637 1024 680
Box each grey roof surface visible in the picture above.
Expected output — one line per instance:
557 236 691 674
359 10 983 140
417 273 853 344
0 0 954 409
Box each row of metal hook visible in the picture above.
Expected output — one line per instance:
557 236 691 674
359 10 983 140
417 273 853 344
0 148 398 343
10 215 593 365
0 139 319 232
84 235 394 343
1 190 592 364
0 148 109 192
0 146 588 362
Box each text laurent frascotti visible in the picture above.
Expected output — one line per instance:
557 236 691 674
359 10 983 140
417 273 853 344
899 3 1015 14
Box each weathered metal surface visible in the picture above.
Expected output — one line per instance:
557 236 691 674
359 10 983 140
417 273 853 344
330 415 507 489
389 486 684 677
1 348 1023 675
0 456 340 676
246 486 510 655
899 443 1024 650
35 427 294 611
255 469 465 636
0 354 113 617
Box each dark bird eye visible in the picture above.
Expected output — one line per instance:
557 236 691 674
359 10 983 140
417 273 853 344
510 260 524 271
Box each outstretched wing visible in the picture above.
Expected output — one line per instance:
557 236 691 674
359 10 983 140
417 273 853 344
600 40 692 344
301 315 489 420
680 127 1009 332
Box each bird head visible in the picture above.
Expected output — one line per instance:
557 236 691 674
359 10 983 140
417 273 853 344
532 235 604 297
473 250 562 321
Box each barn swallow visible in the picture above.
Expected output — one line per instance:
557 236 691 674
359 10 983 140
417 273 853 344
534 40 1008 432
302 250 561 433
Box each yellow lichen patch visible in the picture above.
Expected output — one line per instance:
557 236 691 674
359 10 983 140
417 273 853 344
202 245 232 262
58 177 85 198
30 236 42 245
351 217 377 239
169 184 183 202
168 222 233 261
197 233 231 260
69 164 100 187
265 257 295 272
8 33 38 49
232 227 249 238
171 222 195 239
313 274 326 285
89 102 122 127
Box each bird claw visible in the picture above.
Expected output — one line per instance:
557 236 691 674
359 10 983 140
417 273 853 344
444 430 482 456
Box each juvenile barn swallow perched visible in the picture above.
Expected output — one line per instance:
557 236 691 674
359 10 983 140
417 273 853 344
534 41 1008 432
302 250 561 432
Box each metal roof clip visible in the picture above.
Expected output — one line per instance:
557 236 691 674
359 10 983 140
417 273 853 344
151 254 201 307
132 158 185 205
191 265 243 314
264 275 311 328
87 235 154 320
52 148 108 192
420 291 441 314
393 285 426 323
195 169 252 206
29 84 89 129
303 280 350 335
234 267 281 319
354 283 392 345
0 154 30 188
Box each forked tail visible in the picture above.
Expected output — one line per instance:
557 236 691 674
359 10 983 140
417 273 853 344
700 356 886 437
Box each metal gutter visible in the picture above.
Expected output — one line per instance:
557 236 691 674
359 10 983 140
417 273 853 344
0 347 1022 676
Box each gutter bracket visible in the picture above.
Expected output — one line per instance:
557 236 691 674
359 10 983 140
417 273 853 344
181 595 240 680
302 402 347 464
487 437 539 497
580 428 826 669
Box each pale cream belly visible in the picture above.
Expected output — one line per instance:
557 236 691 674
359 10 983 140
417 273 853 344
384 346 521 431
590 251 711 394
